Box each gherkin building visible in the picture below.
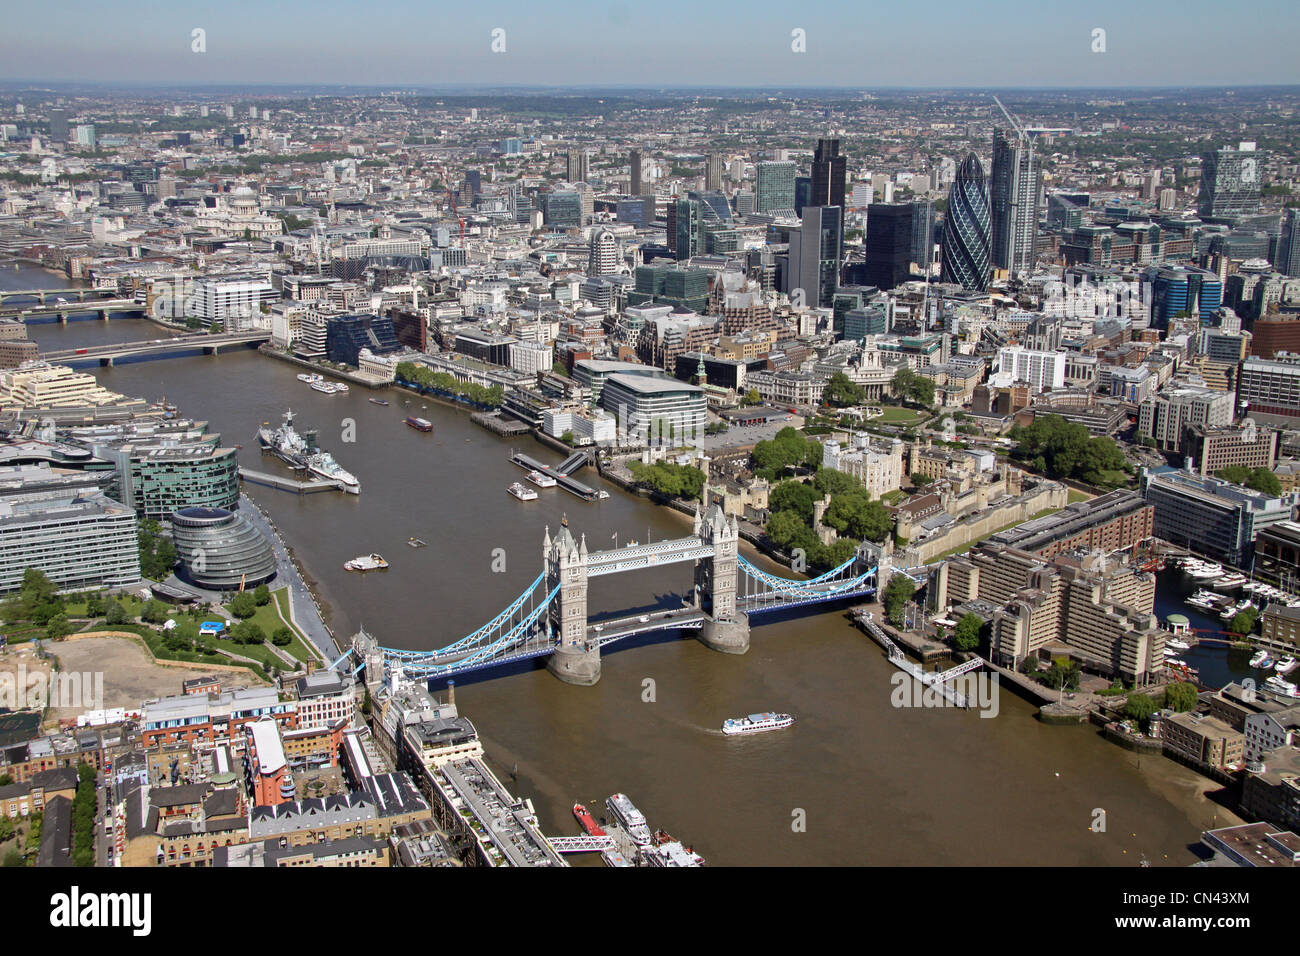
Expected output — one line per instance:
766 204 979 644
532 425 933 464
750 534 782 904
941 152 991 293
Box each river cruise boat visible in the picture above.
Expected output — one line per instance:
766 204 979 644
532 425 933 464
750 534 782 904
297 373 323 383
311 380 337 393
606 794 652 846
508 482 538 501
405 416 433 432
344 553 389 572
333 382 349 392
526 469 557 488
721 712 795 736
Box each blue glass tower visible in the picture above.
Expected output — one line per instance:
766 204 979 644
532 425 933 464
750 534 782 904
940 152 992 293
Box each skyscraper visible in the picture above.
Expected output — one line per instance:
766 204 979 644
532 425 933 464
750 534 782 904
629 149 642 193
788 206 843 308
567 148 589 184
794 176 812 216
706 153 724 191
669 198 702 260
990 128 1041 275
941 153 992 293
809 137 846 209
863 203 914 291
910 200 935 272
47 108 69 142
588 228 621 277
1278 208 1300 278
755 161 797 216
1199 144 1263 221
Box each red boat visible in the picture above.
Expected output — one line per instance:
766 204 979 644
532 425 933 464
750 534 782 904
573 803 606 836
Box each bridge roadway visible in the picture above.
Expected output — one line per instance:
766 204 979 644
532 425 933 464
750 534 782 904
0 299 143 320
0 288 122 305
41 330 271 364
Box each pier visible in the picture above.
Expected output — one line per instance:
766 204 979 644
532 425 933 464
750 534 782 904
855 611 981 708
471 410 531 436
237 467 347 494
509 451 599 500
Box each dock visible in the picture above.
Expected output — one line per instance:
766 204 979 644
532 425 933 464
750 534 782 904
509 451 599 501
471 410 531 436
237 467 346 494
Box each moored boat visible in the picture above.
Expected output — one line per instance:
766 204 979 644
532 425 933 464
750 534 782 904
606 793 652 846
572 804 606 837
345 553 389 572
525 469 557 488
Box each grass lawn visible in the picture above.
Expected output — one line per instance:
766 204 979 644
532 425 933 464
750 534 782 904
880 489 907 505
1067 489 1092 503
873 406 926 425
207 587 315 666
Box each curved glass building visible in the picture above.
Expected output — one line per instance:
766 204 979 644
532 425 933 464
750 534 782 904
941 152 992 293
170 506 276 590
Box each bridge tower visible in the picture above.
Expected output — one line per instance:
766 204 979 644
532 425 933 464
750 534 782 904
544 525 601 685
694 504 750 654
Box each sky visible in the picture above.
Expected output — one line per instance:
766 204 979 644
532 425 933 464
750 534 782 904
1 0 1297 89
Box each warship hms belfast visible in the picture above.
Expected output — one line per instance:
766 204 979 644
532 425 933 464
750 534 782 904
256 409 360 493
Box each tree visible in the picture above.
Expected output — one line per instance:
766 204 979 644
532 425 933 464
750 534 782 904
230 621 266 645
253 584 271 607
228 592 257 619
769 480 819 524
1043 657 1081 691
271 626 294 647
824 372 866 407
1008 414 1128 487
952 613 983 652
1165 681 1199 712
813 469 861 497
742 388 762 406
1229 607 1260 635
141 600 169 625
823 490 892 542
1124 692 1158 725
104 601 129 626
45 615 72 640
766 510 815 552
883 575 916 627
1216 465 1282 496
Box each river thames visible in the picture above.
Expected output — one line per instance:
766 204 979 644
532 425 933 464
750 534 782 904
7 264 1241 865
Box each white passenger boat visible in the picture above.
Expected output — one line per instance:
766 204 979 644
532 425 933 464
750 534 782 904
525 469 557 488
606 794 652 846
508 482 538 501
721 712 795 736
1250 650 1276 669
1274 656 1298 674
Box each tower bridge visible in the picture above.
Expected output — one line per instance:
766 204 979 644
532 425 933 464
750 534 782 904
363 504 880 687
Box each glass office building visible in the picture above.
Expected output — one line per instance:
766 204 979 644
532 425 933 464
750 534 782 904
170 506 277 590
940 153 992 293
